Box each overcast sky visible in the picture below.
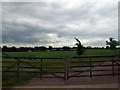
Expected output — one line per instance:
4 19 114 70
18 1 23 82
2 0 119 47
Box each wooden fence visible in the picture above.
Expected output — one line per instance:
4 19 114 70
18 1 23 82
2 55 120 80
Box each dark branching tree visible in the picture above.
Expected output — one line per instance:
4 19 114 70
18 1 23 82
75 38 85 57
106 38 120 49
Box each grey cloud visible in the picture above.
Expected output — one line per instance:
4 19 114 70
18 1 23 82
2 18 61 44
2 1 118 47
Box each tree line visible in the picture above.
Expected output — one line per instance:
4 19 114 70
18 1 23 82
1 45 119 52
2 46 72 52
1 37 119 52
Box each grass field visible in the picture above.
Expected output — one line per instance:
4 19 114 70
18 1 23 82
3 49 119 58
2 49 120 86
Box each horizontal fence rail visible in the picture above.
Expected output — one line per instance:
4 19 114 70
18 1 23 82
2 55 120 80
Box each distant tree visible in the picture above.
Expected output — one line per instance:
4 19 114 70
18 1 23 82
62 46 70 51
102 47 104 49
106 38 120 49
34 46 39 52
55 48 60 51
48 46 53 51
2 46 8 52
34 46 46 51
106 46 109 49
11 46 17 52
0 46 1 51
75 38 85 57
18 47 27 52
87 46 92 49
39 46 47 51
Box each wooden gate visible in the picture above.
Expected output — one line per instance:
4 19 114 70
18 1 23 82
2 55 120 80
66 56 120 80
3 57 66 80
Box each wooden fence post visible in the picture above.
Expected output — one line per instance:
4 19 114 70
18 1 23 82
89 57 92 78
64 56 68 80
40 58 43 79
16 57 20 79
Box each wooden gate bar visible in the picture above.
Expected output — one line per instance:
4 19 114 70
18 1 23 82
40 58 43 79
16 57 20 79
64 56 68 80
112 59 114 77
89 57 92 78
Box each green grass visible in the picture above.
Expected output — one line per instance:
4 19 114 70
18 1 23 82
83 49 118 56
3 49 119 58
2 49 120 86
3 51 75 58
